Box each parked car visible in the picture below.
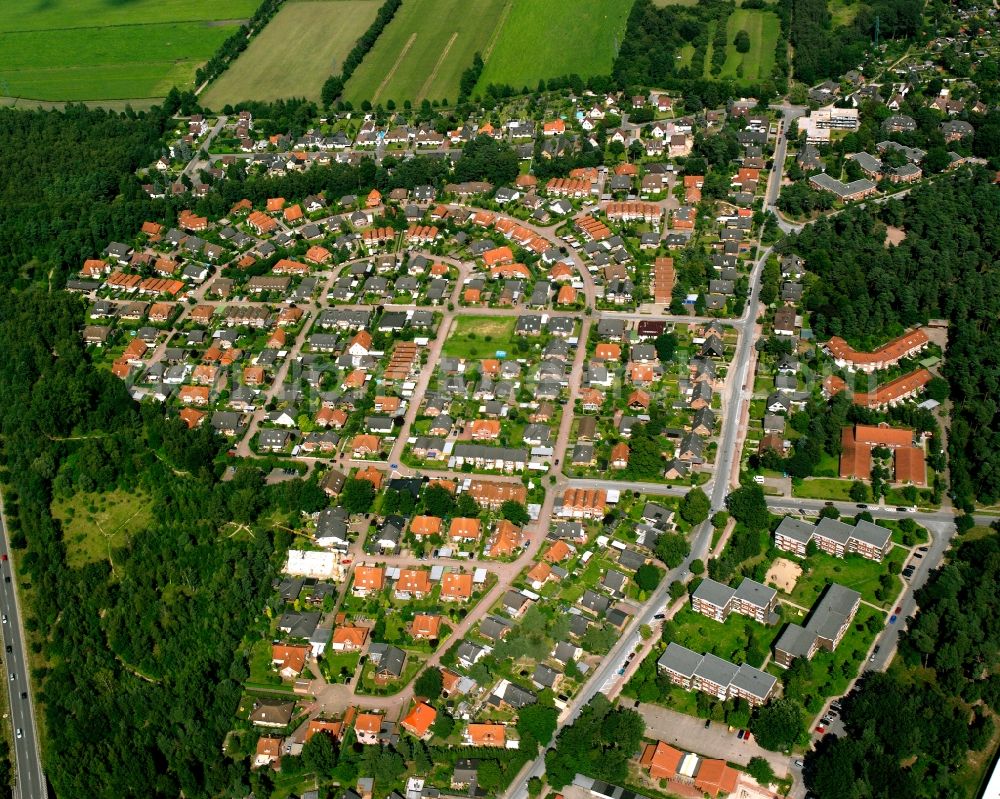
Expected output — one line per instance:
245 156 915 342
814 725 826 734
895 605 902 614
889 615 897 624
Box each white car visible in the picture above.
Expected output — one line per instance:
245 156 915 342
15 729 21 740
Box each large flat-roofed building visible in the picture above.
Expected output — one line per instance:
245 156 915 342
773 583 861 668
773 515 892 562
657 643 776 707
691 577 777 623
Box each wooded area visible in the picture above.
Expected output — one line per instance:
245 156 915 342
787 170 1000 506
805 528 1000 798
0 288 329 797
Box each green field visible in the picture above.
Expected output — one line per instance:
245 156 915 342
202 0 382 108
51 489 154 568
0 0 259 102
717 9 780 82
344 0 508 105
442 316 518 359
474 0 634 93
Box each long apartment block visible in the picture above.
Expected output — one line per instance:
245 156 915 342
691 577 778 623
773 583 862 668
657 643 777 707
774 516 892 562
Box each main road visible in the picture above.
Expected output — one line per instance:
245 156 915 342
0 490 46 799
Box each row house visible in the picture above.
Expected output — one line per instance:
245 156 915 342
824 328 929 373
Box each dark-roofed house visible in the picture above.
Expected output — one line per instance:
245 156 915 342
773 583 861 667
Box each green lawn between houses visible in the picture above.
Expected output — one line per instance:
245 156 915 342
442 315 519 359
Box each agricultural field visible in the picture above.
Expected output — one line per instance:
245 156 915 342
717 8 781 82
474 0 635 93
343 0 508 105
201 0 382 108
51 489 154 569
0 0 259 103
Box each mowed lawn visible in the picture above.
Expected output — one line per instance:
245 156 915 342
474 0 635 93
0 0 259 102
442 316 518 359
344 0 508 105
51 489 154 569
718 9 780 82
202 0 381 107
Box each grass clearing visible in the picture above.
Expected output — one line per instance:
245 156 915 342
665 606 787 668
201 0 382 108
51 489 154 569
474 0 634 93
786 548 906 609
344 0 508 105
442 316 518 359
718 9 780 82
0 0 258 102
792 477 856 501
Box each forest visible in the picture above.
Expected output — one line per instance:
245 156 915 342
790 0 921 85
786 169 1000 507
0 288 328 797
804 527 1000 798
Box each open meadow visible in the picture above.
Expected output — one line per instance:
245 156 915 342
343 0 508 105
0 0 259 103
473 0 635 93
201 0 382 108
717 8 780 81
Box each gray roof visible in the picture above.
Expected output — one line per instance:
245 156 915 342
479 615 513 642
657 642 702 679
734 577 777 609
532 663 560 688
852 519 892 550
808 583 861 640
692 578 735 608
369 643 406 677
774 622 816 659
580 589 610 615
774 516 815 546
731 663 777 700
815 516 854 545
694 653 739 687
278 611 320 639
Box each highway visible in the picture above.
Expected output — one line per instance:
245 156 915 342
0 490 46 799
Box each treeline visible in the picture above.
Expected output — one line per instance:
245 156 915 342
805 529 1000 798
791 0 921 84
194 0 286 88
788 170 1000 506
319 0 403 108
0 288 328 797
458 52 485 103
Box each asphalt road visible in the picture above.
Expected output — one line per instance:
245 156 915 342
0 491 46 799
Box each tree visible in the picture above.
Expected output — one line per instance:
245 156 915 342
456 492 479 517
423 484 455 517
302 732 337 777
747 756 775 785
414 667 443 699
712 510 729 529
517 704 559 746
725 484 770 532
500 500 530 526
321 75 344 108
849 481 868 502
656 532 690 568
635 563 662 591
528 776 544 796
680 487 710 525
341 478 376 513
734 30 752 53
749 698 804 751
431 712 455 739
690 558 705 575
669 580 687 601
654 332 678 361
